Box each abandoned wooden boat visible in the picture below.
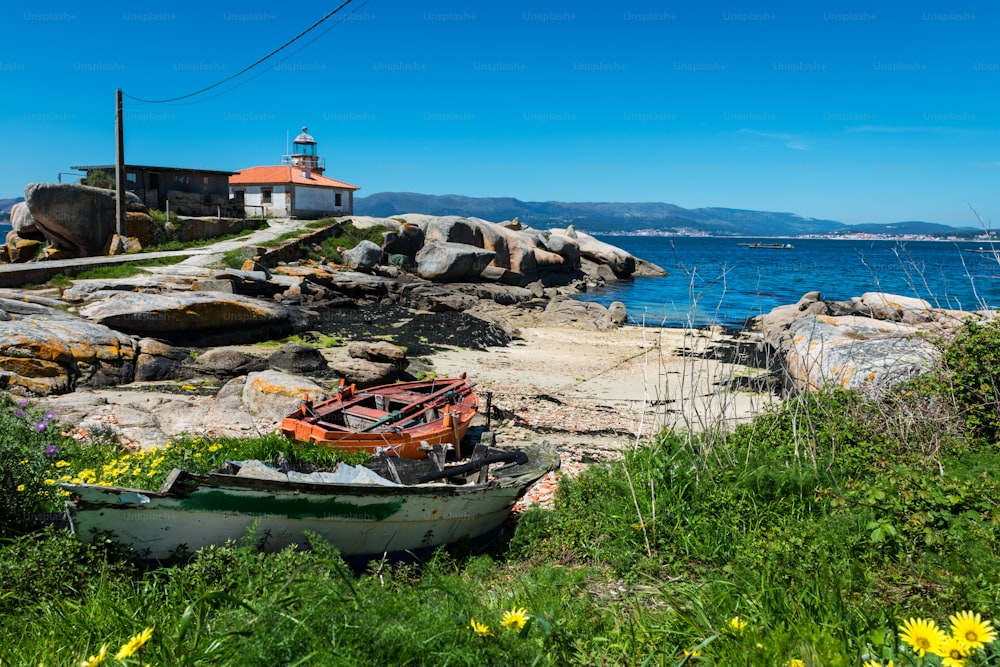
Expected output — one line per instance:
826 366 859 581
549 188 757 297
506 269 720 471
280 376 479 458
61 438 559 562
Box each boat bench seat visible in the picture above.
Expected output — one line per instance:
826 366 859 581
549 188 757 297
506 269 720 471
384 390 439 406
343 406 391 421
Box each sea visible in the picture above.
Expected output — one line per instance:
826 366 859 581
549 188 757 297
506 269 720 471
580 236 1000 329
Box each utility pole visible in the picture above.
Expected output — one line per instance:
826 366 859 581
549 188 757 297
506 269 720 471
115 88 126 236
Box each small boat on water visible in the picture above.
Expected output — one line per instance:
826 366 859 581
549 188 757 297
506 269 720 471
61 437 559 561
280 376 479 459
744 242 795 249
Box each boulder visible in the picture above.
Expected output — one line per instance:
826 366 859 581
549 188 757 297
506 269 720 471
540 299 617 330
348 341 408 369
268 342 329 374
398 284 479 312
418 216 481 246
415 241 496 282
381 223 424 259
5 234 43 263
330 357 398 388
105 234 143 255
781 315 940 396
0 316 137 394
861 292 935 324
542 233 581 269
134 337 194 382
10 202 40 236
24 182 141 257
274 266 399 303
553 228 638 278
192 347 268 378
609 301 629 326
342 240 384 271
77 291 303 345
241 370 327 421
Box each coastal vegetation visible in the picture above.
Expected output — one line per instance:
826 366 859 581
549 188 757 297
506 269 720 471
1 319 999 665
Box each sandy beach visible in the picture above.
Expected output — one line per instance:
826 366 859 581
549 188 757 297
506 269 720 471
423 312 778 460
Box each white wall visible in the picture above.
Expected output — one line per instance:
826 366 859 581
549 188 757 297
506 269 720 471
292 185 352 215
233 185 290 216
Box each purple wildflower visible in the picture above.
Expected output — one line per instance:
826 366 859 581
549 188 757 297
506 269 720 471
44 444 58 457
17 401 27 408
36 421 49 432
44 411 56 421
14 410 24 417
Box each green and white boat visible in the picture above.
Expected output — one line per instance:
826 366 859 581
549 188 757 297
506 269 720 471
61 439 559 561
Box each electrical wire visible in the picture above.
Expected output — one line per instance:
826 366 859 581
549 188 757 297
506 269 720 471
123 0 356 105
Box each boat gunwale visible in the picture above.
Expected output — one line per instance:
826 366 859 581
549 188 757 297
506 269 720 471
61 444 559 500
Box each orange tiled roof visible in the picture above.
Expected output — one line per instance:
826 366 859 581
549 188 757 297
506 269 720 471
229 165 359 190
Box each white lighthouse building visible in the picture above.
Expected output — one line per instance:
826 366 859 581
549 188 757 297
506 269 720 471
229 126 359 218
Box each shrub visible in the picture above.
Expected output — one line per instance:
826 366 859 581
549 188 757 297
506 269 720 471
939 318 1000 444
81 170 113 189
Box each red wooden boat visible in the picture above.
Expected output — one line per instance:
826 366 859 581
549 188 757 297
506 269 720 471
280 376 479 458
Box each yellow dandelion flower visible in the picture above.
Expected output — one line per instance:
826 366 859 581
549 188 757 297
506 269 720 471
727 616 747 633
16 484 25 492
862 661 894 667
683 648 703 658
208 444 221 452
949 610 996 650
469 619 492 637
936 634 971 667
194 452 202 458
43 479 56 486
500 607 530 631
114 627 153 660
55 460 71 468
786 660 805 667
80 643 108 667
899 617 946 657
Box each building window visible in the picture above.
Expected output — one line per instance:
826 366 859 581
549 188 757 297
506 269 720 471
262 187 272 204
335 192 342 207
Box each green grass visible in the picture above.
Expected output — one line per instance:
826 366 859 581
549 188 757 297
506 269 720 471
253 331 343 349
47 256 187 285
2 322 1000 665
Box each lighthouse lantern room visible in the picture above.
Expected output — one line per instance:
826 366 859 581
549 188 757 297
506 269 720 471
283 126 325 174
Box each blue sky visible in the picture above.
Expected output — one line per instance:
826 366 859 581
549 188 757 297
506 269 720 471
1 1 997 226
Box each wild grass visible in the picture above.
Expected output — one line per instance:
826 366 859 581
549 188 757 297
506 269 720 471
2 296 1000 663
47 256 188 285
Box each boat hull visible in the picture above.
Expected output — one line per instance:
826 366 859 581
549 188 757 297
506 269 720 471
63 443 559 561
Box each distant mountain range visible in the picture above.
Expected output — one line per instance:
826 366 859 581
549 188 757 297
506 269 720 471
0 191 978 238
355 192 977 238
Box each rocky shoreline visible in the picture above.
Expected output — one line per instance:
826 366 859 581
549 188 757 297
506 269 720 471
1 213 991 470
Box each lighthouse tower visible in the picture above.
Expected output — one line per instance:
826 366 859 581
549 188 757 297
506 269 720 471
283 126 326 175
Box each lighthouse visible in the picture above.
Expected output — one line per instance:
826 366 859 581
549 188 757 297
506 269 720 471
284 126 325 175
231 124 359 218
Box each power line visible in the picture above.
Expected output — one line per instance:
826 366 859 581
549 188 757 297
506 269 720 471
124 0 357 105
139 0 373 108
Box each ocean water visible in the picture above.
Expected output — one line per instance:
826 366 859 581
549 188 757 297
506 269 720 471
581 236 1000 328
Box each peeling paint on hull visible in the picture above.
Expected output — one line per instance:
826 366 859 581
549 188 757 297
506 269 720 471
63 442 559 561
